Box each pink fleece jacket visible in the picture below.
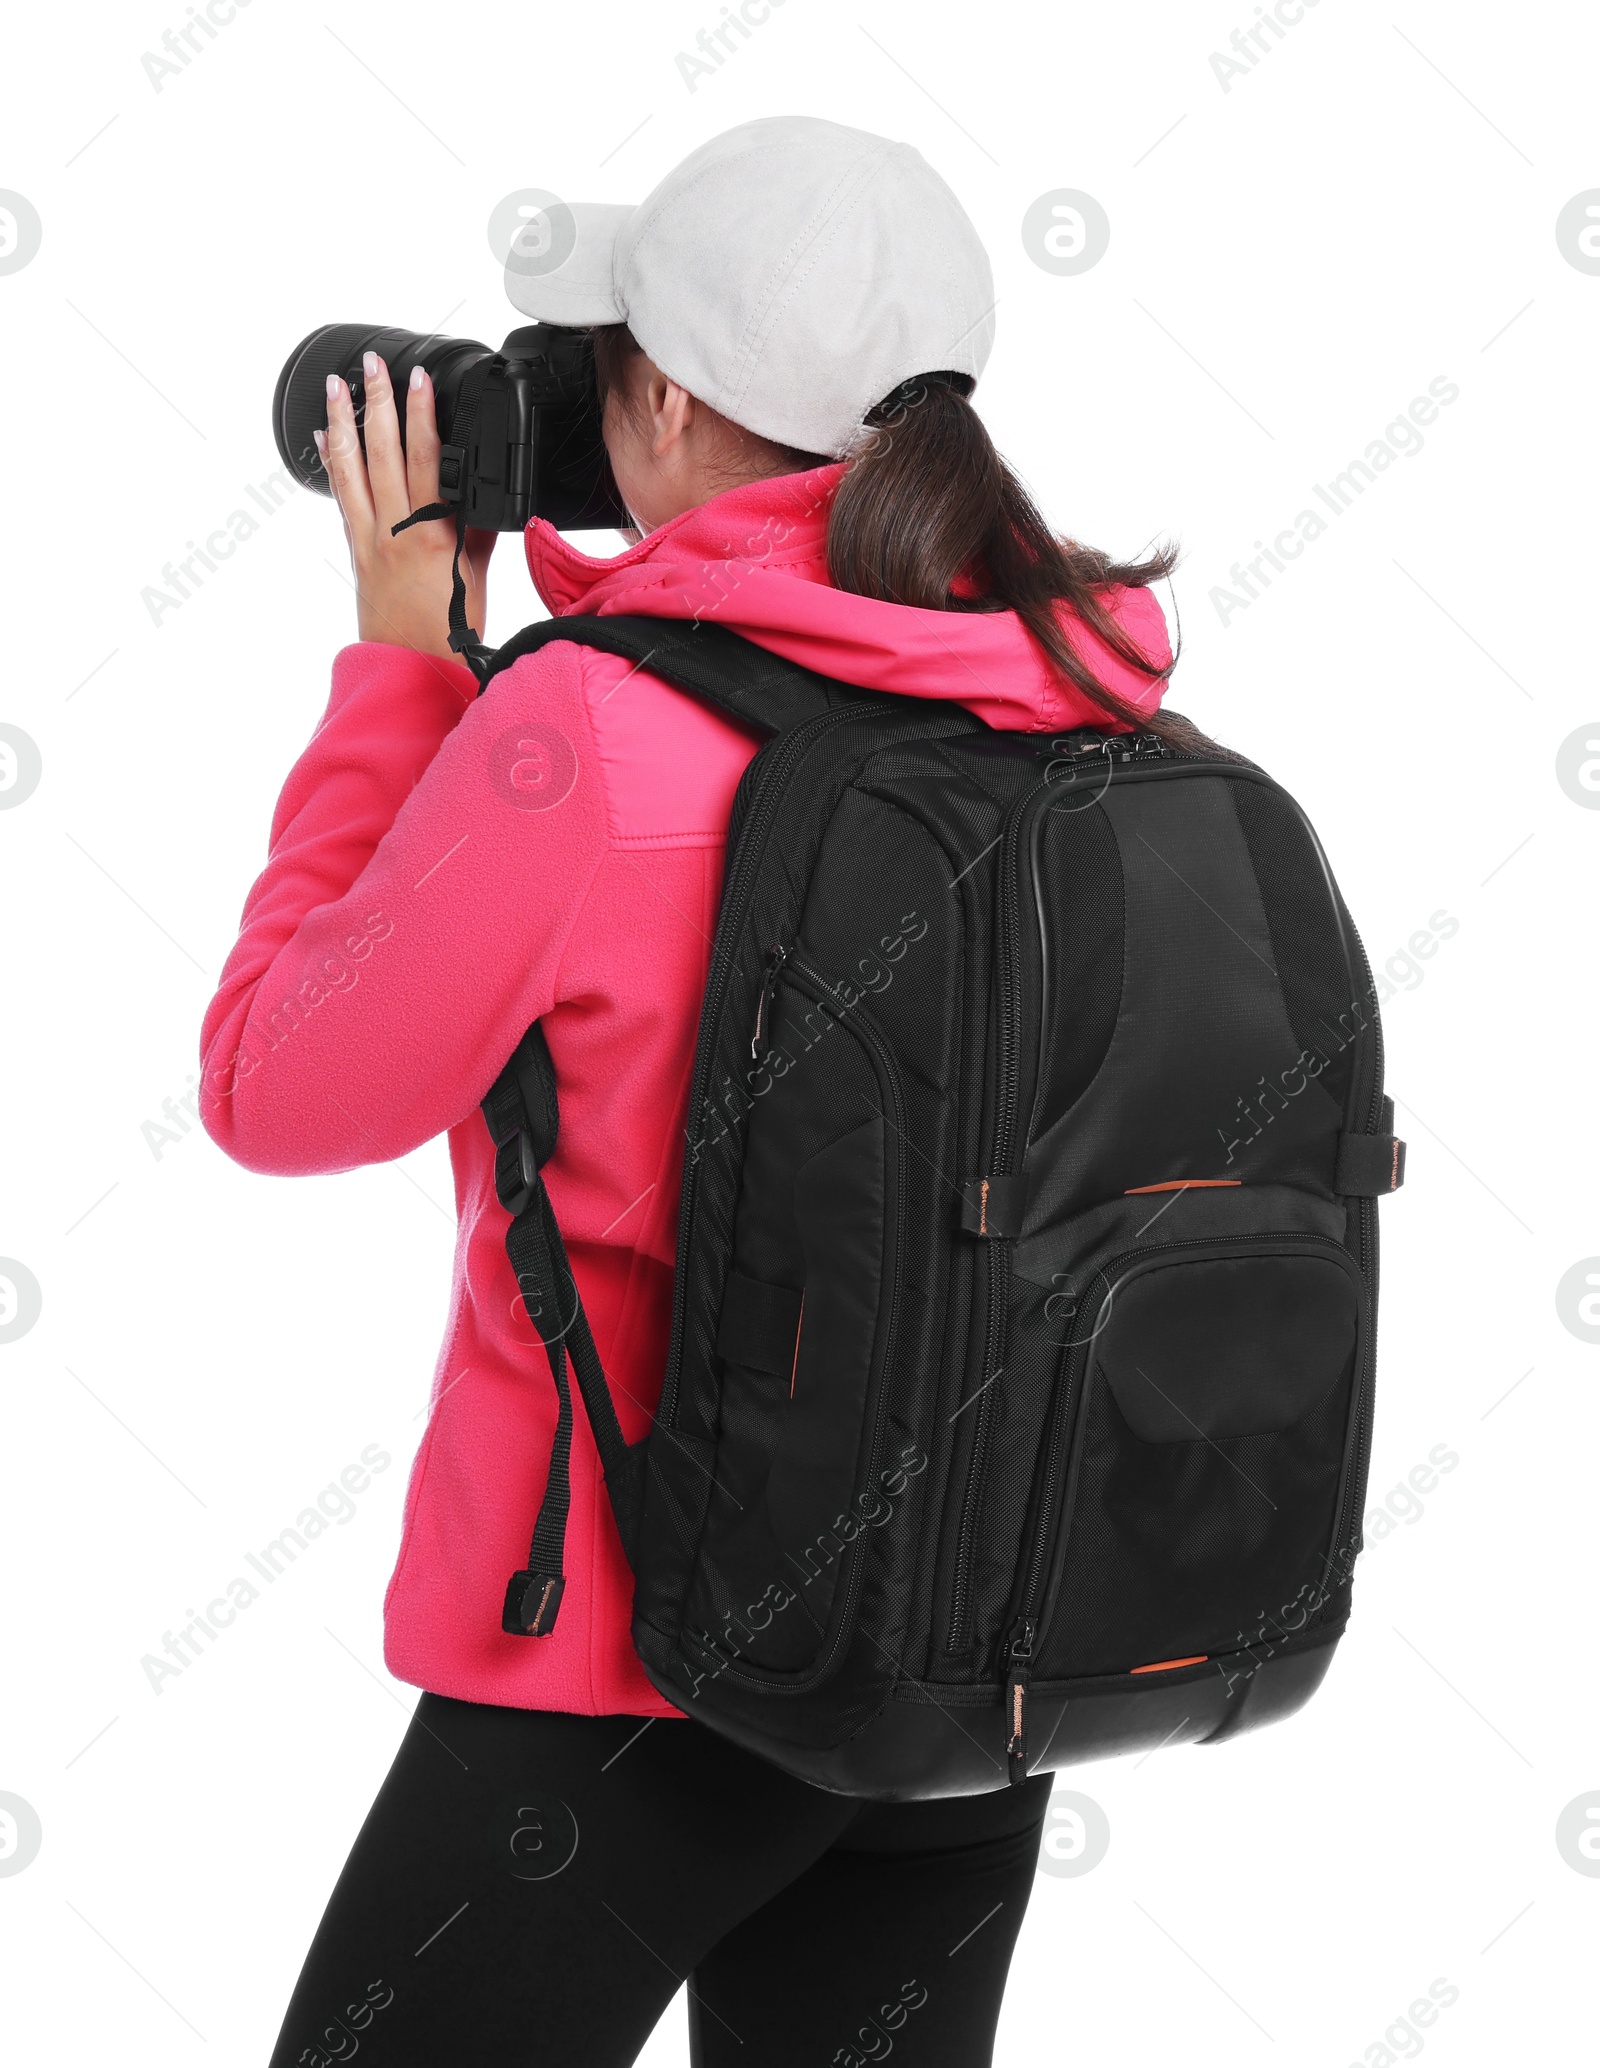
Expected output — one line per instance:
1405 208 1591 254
200 461 1171 1715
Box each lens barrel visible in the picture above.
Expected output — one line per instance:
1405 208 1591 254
272 323 493 494
272 321 624 533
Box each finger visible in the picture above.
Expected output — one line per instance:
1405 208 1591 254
322 375 374 535
314 426 345 527
404 365 443 511
359 351 410 531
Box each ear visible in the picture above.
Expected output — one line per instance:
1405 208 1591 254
648 375 697 460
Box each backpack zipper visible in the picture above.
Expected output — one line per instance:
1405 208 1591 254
1325 924 1386 1590
658 707 868 1429
946 756 1099 1646
750 943 789 1058
943 775 1035 1651
945 735 1172 1653
1004 1615 1036 1782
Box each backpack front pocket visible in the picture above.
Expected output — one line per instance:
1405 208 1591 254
1021 1234 1366 1682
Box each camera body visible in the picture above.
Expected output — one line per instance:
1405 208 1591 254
429 324 625 532
273 321 627 533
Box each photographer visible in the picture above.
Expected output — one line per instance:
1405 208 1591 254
203 115 1175 2066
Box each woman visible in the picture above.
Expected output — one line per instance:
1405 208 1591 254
204 116 1183 2067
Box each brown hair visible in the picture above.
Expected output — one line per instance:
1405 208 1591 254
590 328 1217 751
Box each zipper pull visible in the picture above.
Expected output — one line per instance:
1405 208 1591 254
1106 732 1166 763
1005 1616 1036 1785
751 943 788 1059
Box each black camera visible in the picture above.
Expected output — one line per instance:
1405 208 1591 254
272 321 627 532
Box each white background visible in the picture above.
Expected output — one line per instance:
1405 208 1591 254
2 0 1596 2060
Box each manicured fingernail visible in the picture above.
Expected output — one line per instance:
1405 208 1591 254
409 363 426 393
313 427 327 458
363 351 380 380
326 374 342 400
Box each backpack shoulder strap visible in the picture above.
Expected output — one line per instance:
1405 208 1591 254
481 1023 648 1636
474 612 931 1636
476 612 895 737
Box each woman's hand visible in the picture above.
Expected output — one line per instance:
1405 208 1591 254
316 352 495 661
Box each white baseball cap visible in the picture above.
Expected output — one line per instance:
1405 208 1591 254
502 115 996 460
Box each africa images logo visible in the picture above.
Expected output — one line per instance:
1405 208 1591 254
488 722 579 812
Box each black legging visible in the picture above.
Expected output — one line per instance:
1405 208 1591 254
268 1695 1052 2066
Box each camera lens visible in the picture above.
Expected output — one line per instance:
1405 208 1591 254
272 323 492 494
272 320 624 533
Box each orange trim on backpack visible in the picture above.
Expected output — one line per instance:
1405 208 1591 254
1123 1180 1242 1195
1130 1655 1208 1673
788 1294 805 1399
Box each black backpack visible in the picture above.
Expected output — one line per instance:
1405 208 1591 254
472 614 1405 1802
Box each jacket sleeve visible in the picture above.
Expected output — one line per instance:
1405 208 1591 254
199 637 610 1175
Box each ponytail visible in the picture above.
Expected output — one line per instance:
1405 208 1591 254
829 376 1214 750
590 328 1220 753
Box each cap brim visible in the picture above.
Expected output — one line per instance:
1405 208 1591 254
504 199 633 325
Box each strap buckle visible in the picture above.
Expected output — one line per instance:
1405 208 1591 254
436 442 466 500
493 1129 539 1219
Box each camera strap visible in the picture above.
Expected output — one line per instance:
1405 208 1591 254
388 500 495 680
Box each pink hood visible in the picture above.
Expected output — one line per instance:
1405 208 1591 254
525 460 1171 733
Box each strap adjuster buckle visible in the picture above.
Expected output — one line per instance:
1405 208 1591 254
437 443 466 500
494 1129 539 1218
503 1567 565 1636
